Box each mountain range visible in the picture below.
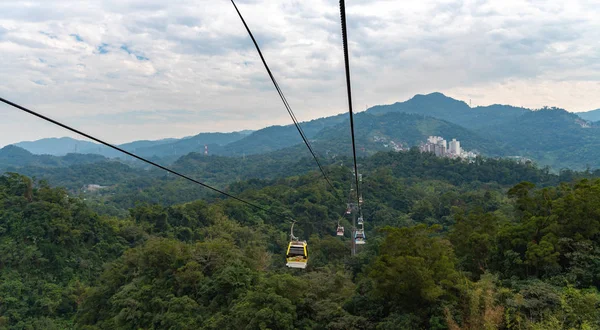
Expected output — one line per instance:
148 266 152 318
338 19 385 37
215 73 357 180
4 92 600 171
0 144 108 169
577 108 600 122
367 92 530 129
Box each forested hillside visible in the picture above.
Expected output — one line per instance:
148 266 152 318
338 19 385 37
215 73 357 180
478 108 600 170
10 92 600 171
14 137 99 156
315 112 510 156
367 92 529 129
9 148 577 214
12 132 250 159
577 108 600 122
1 150 600 329
0 145 108 170
365 94 600 170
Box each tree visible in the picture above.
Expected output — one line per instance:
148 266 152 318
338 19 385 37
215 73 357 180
449 208 500 276
367 224 460 324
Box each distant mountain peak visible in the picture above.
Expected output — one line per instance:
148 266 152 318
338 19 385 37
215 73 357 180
411 92 455 100
18 136 85 143
533 107 575 117
414 92 448 98
408 92 469 107
1 145 33 156
13 137 98 156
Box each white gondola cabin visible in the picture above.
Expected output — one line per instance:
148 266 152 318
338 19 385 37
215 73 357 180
357 216 364 225
336 226 344 236
355 230 366 244
286 240 308 269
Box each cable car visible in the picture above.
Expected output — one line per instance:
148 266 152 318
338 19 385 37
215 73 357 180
357 216 364 225
346 203 352 214
286 240 308 269
336 225 344 236
359 196 363 204
355 230 366 244
286 221 308 269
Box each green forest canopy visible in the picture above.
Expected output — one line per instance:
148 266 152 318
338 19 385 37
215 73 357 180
1 151 600 329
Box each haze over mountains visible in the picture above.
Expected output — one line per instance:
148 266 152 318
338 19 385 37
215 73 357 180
5 92 600 171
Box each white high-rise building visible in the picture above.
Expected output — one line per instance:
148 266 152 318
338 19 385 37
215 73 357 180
434 143 446 157
449 138 461 155
427 136 444 145
420 136 472 159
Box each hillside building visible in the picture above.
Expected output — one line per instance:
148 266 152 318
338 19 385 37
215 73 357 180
449 138 461 155
421 136 448 156
434 143 446 157
82 184 106 192
420 136 475 160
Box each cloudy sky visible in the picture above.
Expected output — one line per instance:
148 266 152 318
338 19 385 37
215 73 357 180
1 0 599 147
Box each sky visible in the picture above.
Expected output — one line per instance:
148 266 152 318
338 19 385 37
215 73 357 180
1 0 599 147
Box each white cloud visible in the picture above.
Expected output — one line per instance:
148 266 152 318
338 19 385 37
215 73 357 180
0 0 599 147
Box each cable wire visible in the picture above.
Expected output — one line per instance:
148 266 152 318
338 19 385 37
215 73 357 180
339 0 362 212
0 96 293 220
230 0 338 195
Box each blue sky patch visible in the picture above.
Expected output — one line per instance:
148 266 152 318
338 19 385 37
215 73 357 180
39 31 57 39
98 43 109 54
121 44 149 61
70 34 83 42
32 80 46 86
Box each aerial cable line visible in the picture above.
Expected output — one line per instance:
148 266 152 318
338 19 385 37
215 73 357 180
230 0 338 195
339 0 361 211
230 0 333 191
0 96 295 221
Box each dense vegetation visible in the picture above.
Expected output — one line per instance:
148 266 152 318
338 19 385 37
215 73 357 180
10 148 586 214
1 149 600 329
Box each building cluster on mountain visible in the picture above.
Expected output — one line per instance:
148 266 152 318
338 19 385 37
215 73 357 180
504 155 533 164
373 135 408 152
419 136 477 159
82 184 107 192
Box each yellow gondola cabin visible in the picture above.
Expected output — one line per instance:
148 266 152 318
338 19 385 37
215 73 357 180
286 240 308 269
